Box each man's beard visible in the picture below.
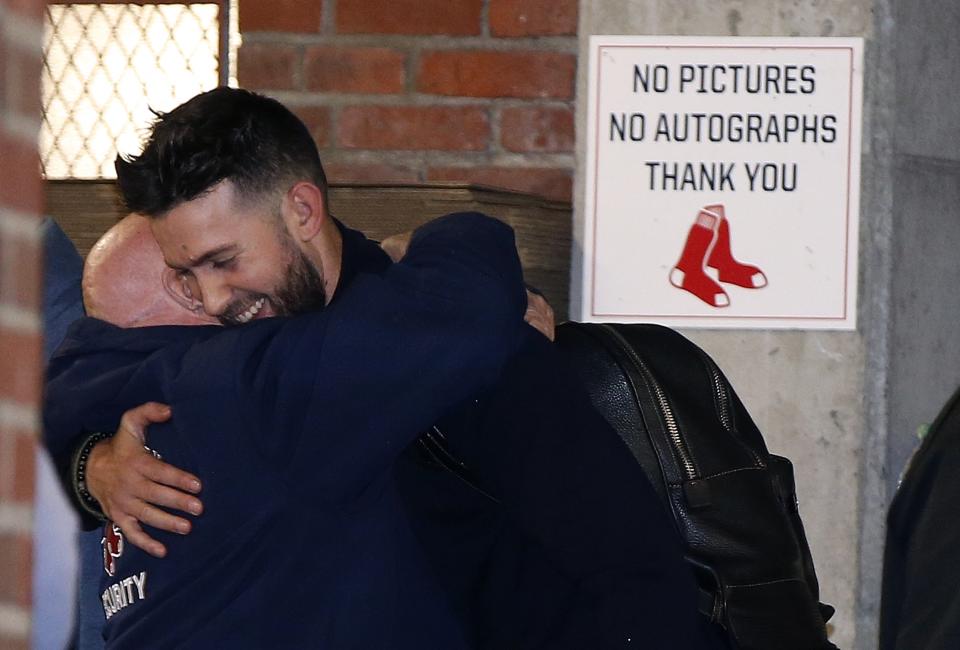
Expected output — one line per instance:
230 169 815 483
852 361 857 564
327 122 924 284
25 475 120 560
219 236 326 326
272 242 327 316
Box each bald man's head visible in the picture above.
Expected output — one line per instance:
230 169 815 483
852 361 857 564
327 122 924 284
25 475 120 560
83 214 215 328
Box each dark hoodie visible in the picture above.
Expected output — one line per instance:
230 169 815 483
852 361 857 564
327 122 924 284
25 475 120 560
44 212 526 649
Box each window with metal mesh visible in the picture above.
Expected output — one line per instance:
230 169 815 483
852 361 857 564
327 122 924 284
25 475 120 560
41 2 238 179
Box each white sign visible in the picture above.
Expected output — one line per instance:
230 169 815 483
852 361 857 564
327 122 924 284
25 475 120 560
581 36 863 330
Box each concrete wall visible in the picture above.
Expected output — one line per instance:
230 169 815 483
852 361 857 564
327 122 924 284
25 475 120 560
574 2 897 648
888 0 960 499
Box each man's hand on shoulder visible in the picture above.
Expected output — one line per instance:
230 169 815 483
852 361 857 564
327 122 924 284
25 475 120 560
86 402 204 558
525 289 556 341
380 231 412 263
384 225 555 340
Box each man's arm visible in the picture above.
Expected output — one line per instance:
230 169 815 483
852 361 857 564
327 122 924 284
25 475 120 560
41 217 84 360
382 229 555 340
53 211 527 553
234 212 528 499
884 391 960 650
888 443 960 649
42 217 204 541
44 320 208 548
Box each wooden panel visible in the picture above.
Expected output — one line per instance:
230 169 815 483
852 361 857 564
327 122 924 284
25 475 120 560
44 180 126 258
44 180 573 317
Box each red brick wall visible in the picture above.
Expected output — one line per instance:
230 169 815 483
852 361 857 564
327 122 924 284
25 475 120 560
0 0 44 646
238 0 578 202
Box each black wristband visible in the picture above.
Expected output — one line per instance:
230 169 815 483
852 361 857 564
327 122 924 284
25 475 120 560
71 430 113 522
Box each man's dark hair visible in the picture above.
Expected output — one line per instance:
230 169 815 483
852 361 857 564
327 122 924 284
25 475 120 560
115 87 327 216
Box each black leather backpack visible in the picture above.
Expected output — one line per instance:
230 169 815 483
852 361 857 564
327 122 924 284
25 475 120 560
555 322 837 650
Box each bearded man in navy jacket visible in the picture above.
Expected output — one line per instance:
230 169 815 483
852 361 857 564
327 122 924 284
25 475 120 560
48 209 532 647
46 88 716 648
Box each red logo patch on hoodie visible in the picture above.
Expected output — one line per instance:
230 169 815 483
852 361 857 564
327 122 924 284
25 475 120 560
102 522 124 576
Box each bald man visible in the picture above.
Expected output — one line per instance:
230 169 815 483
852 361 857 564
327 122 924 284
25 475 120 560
68 216 216 648
82 214 216 328
46 211 528 648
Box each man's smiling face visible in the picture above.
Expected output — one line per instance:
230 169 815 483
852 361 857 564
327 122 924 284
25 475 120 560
151 180 326 326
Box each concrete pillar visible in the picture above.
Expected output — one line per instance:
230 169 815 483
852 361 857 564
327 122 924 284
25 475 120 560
573 2 909 648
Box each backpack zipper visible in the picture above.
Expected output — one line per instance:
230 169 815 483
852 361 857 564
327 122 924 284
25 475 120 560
599 324 698 481
702 353 764 469
707 361 733 431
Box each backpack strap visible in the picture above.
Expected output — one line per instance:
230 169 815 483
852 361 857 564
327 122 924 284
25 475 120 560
698 587 723 623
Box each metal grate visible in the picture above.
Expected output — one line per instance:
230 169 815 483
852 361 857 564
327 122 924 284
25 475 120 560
41 2 238 179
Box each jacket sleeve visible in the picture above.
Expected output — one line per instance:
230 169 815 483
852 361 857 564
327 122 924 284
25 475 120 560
883 389 960 650
40 219 93 525
218 211 528 500
42 217 85 361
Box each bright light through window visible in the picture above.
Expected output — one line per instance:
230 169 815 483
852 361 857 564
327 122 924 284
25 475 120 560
41 2 240 179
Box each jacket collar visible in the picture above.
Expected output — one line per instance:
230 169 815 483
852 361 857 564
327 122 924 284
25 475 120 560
331 219 392 303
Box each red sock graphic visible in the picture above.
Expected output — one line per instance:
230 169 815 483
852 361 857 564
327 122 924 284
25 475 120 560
704 204 767 289
669 211 730 307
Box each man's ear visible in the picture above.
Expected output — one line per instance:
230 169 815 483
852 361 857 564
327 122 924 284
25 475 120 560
284 182 326 242
160 268 220 324
161 267 203 312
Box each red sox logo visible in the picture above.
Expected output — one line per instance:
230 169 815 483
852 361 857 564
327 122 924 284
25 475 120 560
102 523 124 577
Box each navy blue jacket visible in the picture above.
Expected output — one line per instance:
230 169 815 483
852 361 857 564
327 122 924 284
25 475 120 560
395 330 717 649
45 213 527 649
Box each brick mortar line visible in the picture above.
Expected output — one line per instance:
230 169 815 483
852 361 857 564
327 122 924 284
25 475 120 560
293 45 305 91
323 0 336 36
0 429 13 499
0 503 33 535
0 602 31 639
329 104 343 145
319 149 574 167
0 305 41 333
0 210 43 240
241 32 578 53
405 47 421 96
0 6 43 50
489 104 503 155
481 0 490 38
276 92 575 109
1 113 43 145
0 400 39 433
443 152 574 167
